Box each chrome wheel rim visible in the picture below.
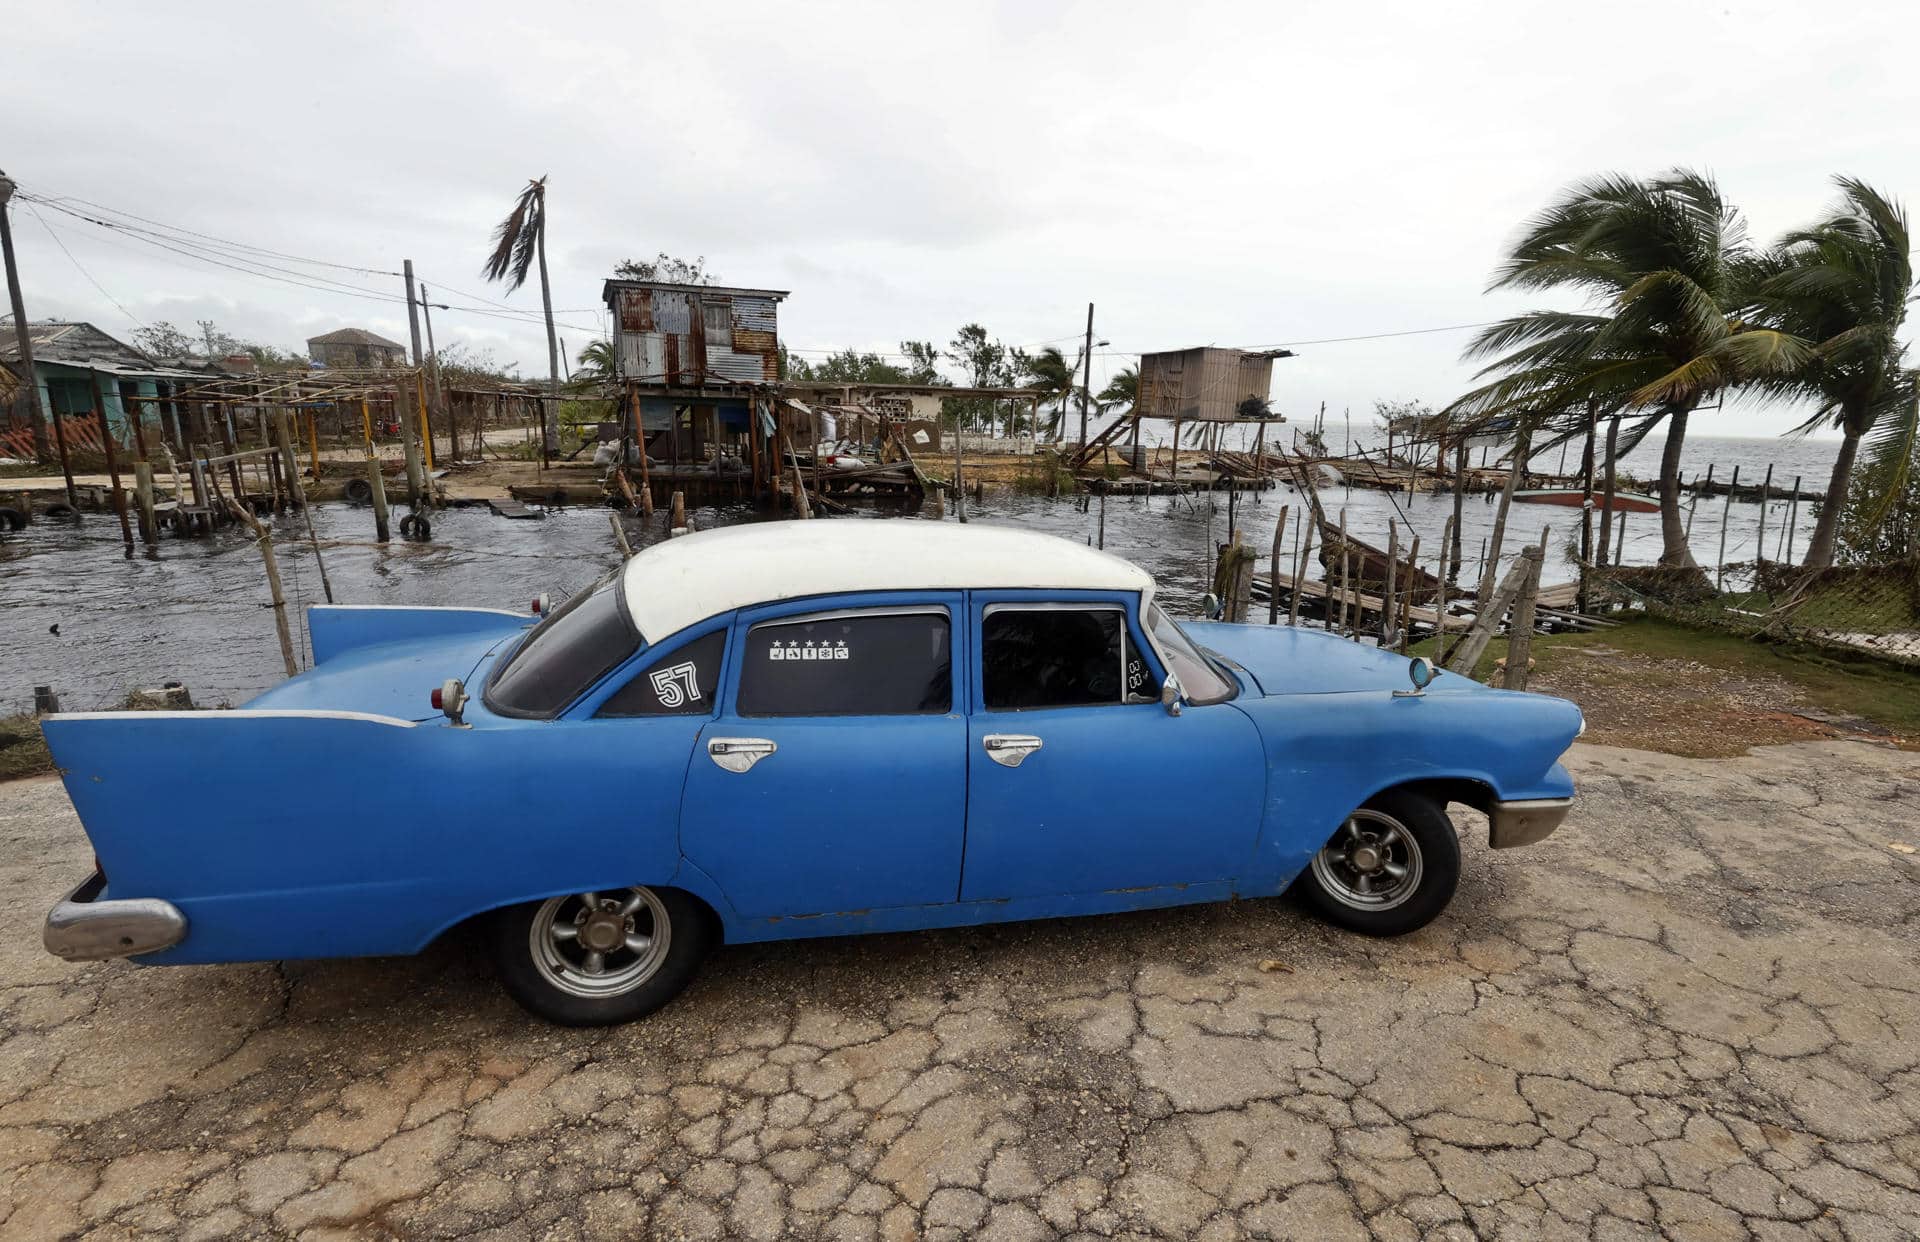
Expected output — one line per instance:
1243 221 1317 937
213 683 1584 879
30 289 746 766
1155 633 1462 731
1311 810 1424 912
528 887 671 999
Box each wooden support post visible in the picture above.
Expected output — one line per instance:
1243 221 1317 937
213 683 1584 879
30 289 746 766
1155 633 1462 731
610 511 634 558
274 412 306 509
367 452 391 543
1478 426 1530 606
1784 476 1802 563
1755 463 1774 562
1381 524 1400 646
307 411 320 482
1448 545 1540 676
1399 534 1420 652
225 498 299 678
132 461 158 551
89 369 135 557
1504 544 1546 691
417 374 435 472
1449 436 1468 584
669 490 688 533
1716 465 1740 588
393 381 425 509
1268 504 1289 624
1290 511 1313 627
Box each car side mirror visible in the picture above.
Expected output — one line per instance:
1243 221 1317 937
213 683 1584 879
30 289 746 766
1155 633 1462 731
1201 593 1222 620
1160 674 1184 717
1395 657 1436 698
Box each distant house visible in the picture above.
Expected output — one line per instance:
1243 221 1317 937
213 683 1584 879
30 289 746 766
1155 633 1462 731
306 328 409 370
0 319 202 449
1135 347 1292 423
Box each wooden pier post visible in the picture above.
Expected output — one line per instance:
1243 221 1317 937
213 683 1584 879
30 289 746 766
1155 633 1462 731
1339 544 1354 636
1267 504 1289 624
132 461 158 551
1716 465 1740 588
1577 400 1597 611
1503 544 1545 691
1478 426 1529 606
392 381 425 509
1783 475 1802 563
1290 512 1312 627
88 369 135 558
1755 463 1774 562
1381 524 1400 646
225 499 299 678
610 512 634 558
273 412 306 509
1447 544 1540 676
1449 437 1468 584
367 452 391 543
1398 534 1420 652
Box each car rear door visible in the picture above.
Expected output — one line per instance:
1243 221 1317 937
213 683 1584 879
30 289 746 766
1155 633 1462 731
958 592 1266 902
677 594 967 920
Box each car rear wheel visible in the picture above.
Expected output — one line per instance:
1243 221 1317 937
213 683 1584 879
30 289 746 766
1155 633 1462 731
1299 790 1460 937
488 886 711 1026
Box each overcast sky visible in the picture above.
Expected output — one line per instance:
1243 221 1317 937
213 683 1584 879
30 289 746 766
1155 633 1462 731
7 0 1911 437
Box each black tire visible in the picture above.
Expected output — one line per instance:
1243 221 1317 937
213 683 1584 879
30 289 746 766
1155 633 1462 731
344 477 374 505
487 886 712 1026
0 507 25 531
1298 788 1460 937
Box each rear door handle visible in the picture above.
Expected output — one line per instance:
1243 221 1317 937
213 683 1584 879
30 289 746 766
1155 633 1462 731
983 734 1043 768
708 737 777 773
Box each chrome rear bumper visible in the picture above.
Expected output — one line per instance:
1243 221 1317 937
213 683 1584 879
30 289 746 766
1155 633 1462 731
1488 798 1573 849
44 872 187 961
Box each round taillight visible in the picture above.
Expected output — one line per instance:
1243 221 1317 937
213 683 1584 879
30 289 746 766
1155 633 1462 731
530 598 541 614
430 687 444 710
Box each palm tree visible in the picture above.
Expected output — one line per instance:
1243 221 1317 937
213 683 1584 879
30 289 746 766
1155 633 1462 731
483 176 561 451
573 338 617 389
1751 178 1914 567
1448 170 1808 567
1098 366 1138 416
1023 346 1079 440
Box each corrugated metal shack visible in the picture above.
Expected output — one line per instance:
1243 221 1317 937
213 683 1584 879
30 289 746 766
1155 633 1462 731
604 280 788 386
1135 346 1288 422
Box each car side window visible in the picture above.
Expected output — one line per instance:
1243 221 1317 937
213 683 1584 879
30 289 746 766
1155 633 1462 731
738 610 952 717
598 631 727 717
983 606 1150 710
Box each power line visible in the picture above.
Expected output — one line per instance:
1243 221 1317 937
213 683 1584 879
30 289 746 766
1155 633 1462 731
30 190 401 277
1256 321 1499 348
24 205 147 331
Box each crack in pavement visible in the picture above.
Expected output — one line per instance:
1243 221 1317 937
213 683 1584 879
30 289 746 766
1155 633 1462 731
0 738 1916 1240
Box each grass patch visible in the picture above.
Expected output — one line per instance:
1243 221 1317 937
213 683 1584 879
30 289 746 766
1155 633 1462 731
0 715 54 782
1415 615 1920 755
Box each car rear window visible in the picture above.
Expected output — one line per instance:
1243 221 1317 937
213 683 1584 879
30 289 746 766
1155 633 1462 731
485 575 639 717
738 610 951 716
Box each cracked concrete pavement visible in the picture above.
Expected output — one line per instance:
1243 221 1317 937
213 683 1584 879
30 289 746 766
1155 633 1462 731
2 738 1918 1240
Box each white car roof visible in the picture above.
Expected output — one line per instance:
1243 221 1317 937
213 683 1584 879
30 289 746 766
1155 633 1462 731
621 521 1155 641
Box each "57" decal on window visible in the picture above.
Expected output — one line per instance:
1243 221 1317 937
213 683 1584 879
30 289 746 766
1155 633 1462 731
648 661 701 708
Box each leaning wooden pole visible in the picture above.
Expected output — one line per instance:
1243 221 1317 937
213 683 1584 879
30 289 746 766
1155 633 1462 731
225 498 299 678
1267 504 1289 625
1477 426 1530 606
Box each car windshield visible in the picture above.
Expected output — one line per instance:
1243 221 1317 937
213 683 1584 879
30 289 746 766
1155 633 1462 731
484 571 640 717
1147 603 1236 705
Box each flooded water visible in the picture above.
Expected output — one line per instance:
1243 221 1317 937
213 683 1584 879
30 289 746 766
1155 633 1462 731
1 432 1829 712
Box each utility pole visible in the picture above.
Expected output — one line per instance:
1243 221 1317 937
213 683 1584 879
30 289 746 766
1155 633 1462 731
0 171 54 467
419 284 450 462
402 259 427 369
1077 302 1094 451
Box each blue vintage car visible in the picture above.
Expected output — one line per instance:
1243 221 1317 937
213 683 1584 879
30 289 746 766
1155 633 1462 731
41 523 1580 1026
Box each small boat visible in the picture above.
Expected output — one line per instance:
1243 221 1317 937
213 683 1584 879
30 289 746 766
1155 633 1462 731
1514 488 1660 514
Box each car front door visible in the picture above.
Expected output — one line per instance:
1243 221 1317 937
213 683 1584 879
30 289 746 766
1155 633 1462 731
677 595 967 920
959 592 1266 903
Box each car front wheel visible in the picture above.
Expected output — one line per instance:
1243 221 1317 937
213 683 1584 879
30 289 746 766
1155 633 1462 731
488 886 711 1026
1299 790 1460 937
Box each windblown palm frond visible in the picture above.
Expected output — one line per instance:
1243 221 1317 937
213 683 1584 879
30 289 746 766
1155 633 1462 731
482 177 546 293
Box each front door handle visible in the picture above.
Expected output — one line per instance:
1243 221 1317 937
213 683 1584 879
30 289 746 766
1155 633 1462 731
983 734 1043 768
708 737 777 773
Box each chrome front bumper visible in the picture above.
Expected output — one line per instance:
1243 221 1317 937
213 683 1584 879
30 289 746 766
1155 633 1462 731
1488 798 1573 849
44 872 187 961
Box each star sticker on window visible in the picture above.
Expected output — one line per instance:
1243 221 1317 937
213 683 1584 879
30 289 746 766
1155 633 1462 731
804 640 814 647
